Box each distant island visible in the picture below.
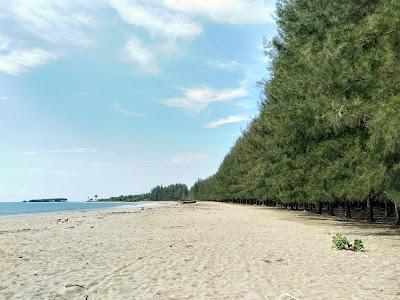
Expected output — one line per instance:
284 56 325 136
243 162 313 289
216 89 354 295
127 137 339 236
28 198 68 203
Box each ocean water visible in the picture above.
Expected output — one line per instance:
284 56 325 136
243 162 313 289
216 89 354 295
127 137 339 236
0 201 147 217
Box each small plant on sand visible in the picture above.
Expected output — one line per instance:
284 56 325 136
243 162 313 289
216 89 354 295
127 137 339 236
332 233 349 250
332 233 364 252
351 239 364 252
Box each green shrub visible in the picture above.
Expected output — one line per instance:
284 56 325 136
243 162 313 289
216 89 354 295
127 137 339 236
332 233 349 250
351 239 364 252
332 234 364 252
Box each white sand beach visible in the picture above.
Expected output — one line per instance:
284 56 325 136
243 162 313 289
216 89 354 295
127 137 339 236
0 202 399 300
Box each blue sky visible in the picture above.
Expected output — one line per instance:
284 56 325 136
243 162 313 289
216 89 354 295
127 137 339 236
0 0 277 201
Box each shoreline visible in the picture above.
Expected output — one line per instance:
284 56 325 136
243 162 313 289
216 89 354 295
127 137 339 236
1 202 399 299
0 201 169 219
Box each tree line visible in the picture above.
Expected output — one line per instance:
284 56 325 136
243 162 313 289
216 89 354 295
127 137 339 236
98 194 149 202
99 184 188 202
188 0 400 226
148 184 188 202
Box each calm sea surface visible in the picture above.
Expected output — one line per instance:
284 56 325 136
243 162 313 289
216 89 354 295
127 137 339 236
0 202 146 217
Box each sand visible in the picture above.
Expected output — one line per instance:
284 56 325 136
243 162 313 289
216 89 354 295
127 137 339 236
0 202 399 300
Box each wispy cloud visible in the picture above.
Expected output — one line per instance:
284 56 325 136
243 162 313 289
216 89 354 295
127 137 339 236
165 153 207 165
207 60 239 71
114 101 144 117
111 0 202 75
124 36 160 75
0 1 100 76
163 0 275 24
0 48 58 76
164 84 248 113
205 115 250 128
109 0 202 40
23 148 96 155
11 0 98 46
0 0 274 77
0 36 11 51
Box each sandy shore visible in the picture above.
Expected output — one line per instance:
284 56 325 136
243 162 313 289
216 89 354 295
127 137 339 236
0 202 399 300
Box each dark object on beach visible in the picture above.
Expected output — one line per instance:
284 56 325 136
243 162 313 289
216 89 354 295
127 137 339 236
65 284 86 290
180 200 196 204
22 201 27 203
57 218 68 223
29 198 67 203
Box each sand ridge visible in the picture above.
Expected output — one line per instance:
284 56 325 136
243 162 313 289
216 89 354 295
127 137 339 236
0 202 399 299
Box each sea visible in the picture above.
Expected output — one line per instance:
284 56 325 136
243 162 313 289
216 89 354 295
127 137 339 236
0 201 149 218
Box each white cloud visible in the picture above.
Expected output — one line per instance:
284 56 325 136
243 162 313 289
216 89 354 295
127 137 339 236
10 0 98 46
123 34 182 74
23 148 96 155
124 36 160 74
0 37 11 51
207 60 239 71
205 115 250 128
166 153 207 165
0 0 274 77
114 101 144 117
0 96 11 101
164 84 248 113
163 0 274 24
109 0 203 74
109 0 202 40
0 48 57 76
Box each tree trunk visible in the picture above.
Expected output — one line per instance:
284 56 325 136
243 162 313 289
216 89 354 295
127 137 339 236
317 202 322 214
395 203 400 226
295 203 299 210
367 197 375 223
328 203 335 216
384 201 392 217
345 202 351 219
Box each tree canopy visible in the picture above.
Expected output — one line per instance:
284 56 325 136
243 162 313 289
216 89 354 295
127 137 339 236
100 183 189 202
189 0 400 226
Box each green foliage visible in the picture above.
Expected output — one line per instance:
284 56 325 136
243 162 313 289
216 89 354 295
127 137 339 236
351 239 365 252
332 233 350 250
385 191 400 206
148 184 188 202
332 234 364 252
188 0 400 226
98 194 149 202
99 184 188 202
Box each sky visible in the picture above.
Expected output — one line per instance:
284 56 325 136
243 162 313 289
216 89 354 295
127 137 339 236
0 0 277 201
